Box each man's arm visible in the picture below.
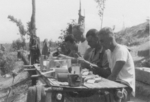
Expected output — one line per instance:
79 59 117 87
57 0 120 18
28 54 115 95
80 48 93 70
92 66 111 78
108 61 125 81
83 48 92 60
108 47 127 81
92 51 111 78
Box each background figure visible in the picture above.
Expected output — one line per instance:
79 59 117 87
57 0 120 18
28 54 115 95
59 42 70 55
42 39 49 59
29 34 41 64
64 35 78 58
72 25 89 57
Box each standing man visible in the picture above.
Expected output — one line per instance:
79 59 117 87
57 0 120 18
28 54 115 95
29 34 41 64
98 27 135 102
72 25 90 57
42 39 49 59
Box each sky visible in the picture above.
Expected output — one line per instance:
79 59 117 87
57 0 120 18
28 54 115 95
0 0 149 43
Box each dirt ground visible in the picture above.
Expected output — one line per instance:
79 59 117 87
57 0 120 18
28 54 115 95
0 81 30 102
0 72 30 102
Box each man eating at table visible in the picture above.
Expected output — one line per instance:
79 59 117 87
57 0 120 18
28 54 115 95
98 27 135 102
63 35 78 57
81 29 111 78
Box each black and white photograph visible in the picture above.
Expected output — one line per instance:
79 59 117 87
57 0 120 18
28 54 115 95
0 0 149 102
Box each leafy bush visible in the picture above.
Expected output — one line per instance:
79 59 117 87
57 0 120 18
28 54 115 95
11 39 26 51
0 52 17 75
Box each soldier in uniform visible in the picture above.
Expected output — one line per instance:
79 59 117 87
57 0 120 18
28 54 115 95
29 34 41 64
42 39 49 59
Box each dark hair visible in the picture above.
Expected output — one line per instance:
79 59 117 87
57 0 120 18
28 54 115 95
86 29 98 38
64 35 75 43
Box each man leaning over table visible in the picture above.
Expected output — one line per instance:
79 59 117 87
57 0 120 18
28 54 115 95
98 27 135 102
81 29 111 78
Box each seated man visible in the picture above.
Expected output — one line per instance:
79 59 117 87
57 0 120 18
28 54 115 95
98 27 135 102
81 29 111 78
64 35 78 57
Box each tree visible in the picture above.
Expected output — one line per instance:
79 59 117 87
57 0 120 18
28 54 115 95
145 18 149 33
0 52 16 75
28 0 36 36
95 0 106 28
8 15 27 50
58 21 75 42
8 15 27 36
11 39 26 50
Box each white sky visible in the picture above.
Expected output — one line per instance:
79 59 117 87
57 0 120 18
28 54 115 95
0 0 149 43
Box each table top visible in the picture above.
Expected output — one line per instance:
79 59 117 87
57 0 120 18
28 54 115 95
34 64 127 90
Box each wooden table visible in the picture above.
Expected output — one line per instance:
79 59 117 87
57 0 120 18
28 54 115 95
30 64 127 102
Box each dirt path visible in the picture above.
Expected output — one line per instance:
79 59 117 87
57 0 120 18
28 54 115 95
0 69 30 102
0 80 31 102
0 71 30 102
0 71 29 90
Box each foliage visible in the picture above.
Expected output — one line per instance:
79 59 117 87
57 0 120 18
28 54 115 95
8 15 27 36
116 22 149 46
48 40 60 48
8 15 28 51
11 39 26 50
58 20 76 41
95 0 106 17
0 52 17 75
95 0 106 28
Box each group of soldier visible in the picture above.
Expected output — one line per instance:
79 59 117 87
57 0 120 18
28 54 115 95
28 26 135 102
56 27 135 102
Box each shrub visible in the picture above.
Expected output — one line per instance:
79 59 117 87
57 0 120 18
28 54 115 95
0 52 17 75
11 39 26 51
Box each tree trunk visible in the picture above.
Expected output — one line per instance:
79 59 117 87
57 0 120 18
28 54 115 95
30 0 36 35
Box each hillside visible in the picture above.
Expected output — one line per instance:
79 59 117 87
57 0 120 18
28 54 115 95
116 21 150 67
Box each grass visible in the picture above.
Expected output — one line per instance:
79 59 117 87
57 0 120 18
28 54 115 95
116 21 150 67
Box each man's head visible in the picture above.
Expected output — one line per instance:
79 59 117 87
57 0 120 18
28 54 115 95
98 27 115 50
44 39 48 43
64 35 77 51
72 25 84 42
86 29 99 48
64 35 75 44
